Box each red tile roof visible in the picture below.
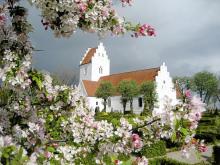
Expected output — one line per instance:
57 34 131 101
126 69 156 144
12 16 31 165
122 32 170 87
82 80 100 97
81 48 97 65
82 67 160 96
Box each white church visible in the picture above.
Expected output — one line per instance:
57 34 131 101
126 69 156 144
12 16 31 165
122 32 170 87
78 43 179 114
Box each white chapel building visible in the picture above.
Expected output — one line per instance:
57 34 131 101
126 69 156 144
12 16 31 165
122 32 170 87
78 43 179 114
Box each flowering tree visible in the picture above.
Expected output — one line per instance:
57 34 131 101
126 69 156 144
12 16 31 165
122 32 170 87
0 0 207 164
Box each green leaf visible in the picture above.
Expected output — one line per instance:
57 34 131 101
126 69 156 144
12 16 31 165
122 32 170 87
171 132 176 142
47 146 55 153
180 128 188 136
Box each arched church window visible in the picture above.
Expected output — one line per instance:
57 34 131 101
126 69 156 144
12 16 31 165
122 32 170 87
99 66 103 74
138 97 142 107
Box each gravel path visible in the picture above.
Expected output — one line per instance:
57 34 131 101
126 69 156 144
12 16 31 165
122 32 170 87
166 146 213 164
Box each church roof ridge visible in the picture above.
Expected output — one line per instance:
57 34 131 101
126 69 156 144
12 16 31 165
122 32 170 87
100 67 160 79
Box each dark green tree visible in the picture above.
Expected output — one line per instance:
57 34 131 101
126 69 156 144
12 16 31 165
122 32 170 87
95 81 114 112
140 81 156 115
117 80 139 114
127 80 139 113
192 71 219 104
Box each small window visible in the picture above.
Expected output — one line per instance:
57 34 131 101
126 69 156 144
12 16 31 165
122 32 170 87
138 97 142 107
99 66 103 74
96 102 98 105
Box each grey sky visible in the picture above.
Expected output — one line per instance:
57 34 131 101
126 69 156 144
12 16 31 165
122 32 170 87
23 0 220 78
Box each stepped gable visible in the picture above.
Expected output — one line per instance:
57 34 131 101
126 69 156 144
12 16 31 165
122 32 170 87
80 47 97 65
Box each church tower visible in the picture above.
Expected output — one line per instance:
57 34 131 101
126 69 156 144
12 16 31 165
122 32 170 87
79 43 110 82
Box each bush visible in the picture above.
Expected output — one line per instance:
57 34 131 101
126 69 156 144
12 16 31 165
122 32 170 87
0 87 12 106
164 138 182 149
140 141 166 158
149 157 209 165
196 112 220 144
213 145 220 165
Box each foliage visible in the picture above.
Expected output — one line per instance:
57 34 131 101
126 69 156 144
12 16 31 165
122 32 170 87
117 80 139 114
95 112 145 127
0 87 12 106
149 157 209 165
0 144 28 165
196 112 220 143
192 71 219 104
140 81 156 115
95 81 114 112
140 140 166 158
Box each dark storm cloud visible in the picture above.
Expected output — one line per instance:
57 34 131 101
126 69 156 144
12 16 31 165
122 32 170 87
22 0 220 79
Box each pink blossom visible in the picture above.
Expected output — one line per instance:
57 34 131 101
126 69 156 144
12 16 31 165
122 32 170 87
198 141 207 152
198 145 207 152
185 90 192 98
44 151 52 159
0 14 6 26
121 0 132 6
78 3 87 12
131 134 143 149
132 24 156 38
52 143 59 148
114 159 122 165
135 156 148 165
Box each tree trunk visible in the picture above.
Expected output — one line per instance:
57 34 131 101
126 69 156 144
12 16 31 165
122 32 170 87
143 99 147 113
123 101 126 114
103 99 106 112
217 95 220 102
130 99 133 114
203 92 208 103
199 90 203 101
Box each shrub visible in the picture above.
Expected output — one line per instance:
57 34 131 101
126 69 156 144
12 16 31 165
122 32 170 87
0 87 12 106
140 141 166 158
213 145 220 165
149 157 209 165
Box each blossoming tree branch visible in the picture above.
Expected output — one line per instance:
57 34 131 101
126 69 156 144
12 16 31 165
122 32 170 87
0 0 206 164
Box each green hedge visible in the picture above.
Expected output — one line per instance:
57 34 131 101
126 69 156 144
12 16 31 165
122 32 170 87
149 157 209 165
0 87 11 106
140 141 166 158
196 112 220 144
213 145 220 165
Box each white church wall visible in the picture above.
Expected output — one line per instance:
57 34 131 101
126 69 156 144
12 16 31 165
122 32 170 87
105 96 144 114
78 81 87 97
87 97 104 111
132 97 144 114
79 63 92 82
154 63 178 115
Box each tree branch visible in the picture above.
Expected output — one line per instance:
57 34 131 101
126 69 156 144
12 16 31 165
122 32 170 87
131 118 160 131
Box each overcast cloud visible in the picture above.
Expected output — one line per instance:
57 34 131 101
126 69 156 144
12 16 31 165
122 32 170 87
23 0 220 79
